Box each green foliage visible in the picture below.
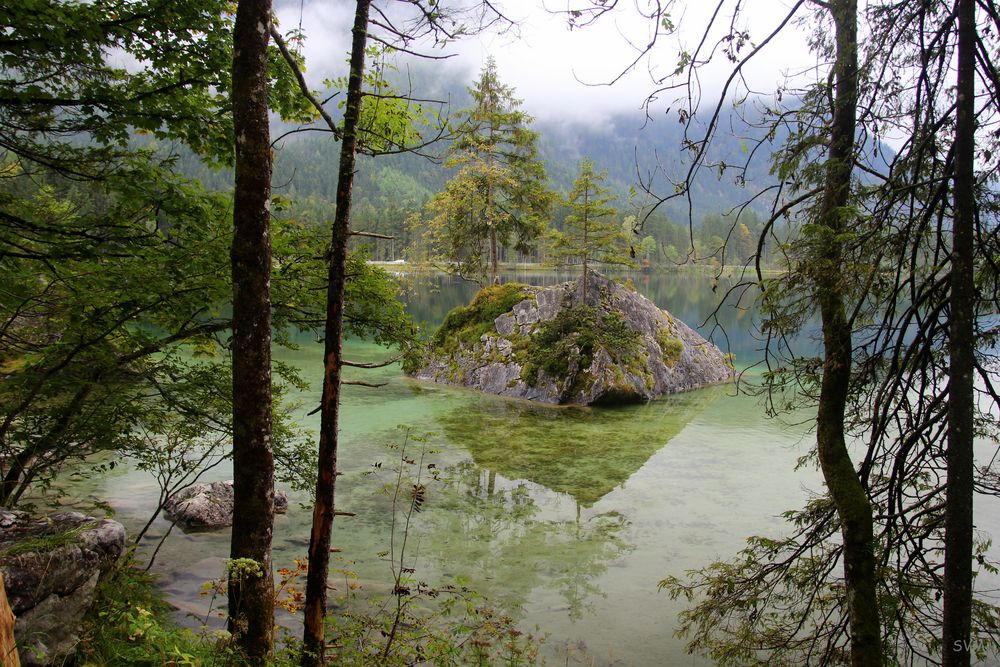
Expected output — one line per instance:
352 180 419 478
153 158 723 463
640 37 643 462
271 218 420 350
77 562 227 666
547 158 629 278
656 5 1000 660
428 283 532 354
0 163 331 504
0 161 235 505
658 499 1000 665
226 557 265 581
78 551 540 666
0 0 347 508
0 0 237 165
421 58 552 283
321 44 431 155
0 521 95 558
520 306 640 389
638 235 658 260
266 29 322 127
655 329 684 367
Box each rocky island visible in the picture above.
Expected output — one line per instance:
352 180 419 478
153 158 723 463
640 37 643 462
407 272 734 405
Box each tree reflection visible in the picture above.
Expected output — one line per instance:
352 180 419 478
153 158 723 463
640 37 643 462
410 386 721 619
436 387 721 506
422 460 632 620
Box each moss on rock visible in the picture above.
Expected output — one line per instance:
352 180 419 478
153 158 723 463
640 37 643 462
430 283 533 354
655 329 684 367
519 305 641 390
410 272 734 405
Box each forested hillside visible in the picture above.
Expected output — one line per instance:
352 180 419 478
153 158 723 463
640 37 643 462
171 90 781 267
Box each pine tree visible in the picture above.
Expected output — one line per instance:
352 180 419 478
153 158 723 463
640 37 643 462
549 158 628 299
425 57 551 283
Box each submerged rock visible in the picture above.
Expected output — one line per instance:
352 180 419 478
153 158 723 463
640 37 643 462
409 271 734 405
164 480 288 529
0 510 126 666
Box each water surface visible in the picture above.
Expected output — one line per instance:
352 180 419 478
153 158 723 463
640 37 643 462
47 270 966 665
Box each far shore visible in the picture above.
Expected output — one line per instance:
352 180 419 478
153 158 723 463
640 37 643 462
365 260 785 279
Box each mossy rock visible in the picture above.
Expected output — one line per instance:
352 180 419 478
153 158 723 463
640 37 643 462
409 271 734 406
429 283 534 353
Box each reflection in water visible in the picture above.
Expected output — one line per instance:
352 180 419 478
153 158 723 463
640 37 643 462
421 460 633 621
436 388 721 507
403 384 720 635
29 271 828 666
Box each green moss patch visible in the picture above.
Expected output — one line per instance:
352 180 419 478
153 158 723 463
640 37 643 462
655 328 684 367
429 283 533 355
520 305 641 389
0 521 95 558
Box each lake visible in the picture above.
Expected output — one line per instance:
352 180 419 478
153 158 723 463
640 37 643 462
47 269 1000 665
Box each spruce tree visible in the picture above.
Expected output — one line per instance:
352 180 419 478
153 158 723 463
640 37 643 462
425 57 551 283
549 158 628 299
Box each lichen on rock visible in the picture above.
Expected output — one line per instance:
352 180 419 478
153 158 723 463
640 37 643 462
0 510 126 666
408 271 734 406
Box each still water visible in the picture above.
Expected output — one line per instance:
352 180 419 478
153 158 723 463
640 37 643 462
53 270 986 665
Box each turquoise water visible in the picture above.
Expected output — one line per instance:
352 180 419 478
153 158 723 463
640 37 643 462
47 269 989 665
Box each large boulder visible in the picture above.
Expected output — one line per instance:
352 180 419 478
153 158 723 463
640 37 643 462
164 480 289 529
409 271 734 405
0 510 126 666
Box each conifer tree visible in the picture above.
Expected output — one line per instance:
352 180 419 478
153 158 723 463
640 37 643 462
425 57 551 283
548 158 628 298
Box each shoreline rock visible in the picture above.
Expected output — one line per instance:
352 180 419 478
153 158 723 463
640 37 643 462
164 480 288 529
0 510 125 666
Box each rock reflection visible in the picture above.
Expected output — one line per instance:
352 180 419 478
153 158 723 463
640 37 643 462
414 386 721 619
422 460 633 620
436 387 722 507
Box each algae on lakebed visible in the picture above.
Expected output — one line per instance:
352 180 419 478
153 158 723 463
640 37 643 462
433 384 723 507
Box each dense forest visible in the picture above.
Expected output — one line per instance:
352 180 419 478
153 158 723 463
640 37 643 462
2 0 999 666
170 81 779 270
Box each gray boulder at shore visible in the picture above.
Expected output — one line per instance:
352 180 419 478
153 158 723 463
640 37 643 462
411 271 734 405
0 510 125 666
164 480 288 529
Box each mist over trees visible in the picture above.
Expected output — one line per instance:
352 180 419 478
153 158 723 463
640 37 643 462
3 0 998 665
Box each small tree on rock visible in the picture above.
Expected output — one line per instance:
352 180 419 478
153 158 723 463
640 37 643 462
549 158 629 298
424 57 551 283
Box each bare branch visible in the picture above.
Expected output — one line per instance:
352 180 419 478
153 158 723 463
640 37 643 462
351 230 395 240
269 23 343 141
341 380 389 388
343 353 405 369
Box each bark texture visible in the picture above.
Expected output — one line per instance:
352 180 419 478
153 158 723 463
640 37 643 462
300 0 370 663
813 2 883 664
0 573 18 667
229 0 276 661
942 0 976 663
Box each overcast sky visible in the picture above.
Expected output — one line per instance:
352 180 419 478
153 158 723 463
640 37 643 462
275 0 818 128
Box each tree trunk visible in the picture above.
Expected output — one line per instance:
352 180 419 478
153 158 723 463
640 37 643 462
229 0 275 661
489 226 498 284
300 0 371 664
582 185 589 300
813 2 882 665
0 574 19 667
942 0 976 663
